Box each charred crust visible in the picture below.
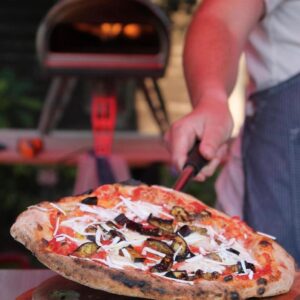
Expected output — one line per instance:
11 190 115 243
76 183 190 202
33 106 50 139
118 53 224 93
230 291 240 300
257 277 268 285
257 287 266 295
224 275 233 282
259 239 271 247
40 238 49 247
110 272 150 292
37 223 43 231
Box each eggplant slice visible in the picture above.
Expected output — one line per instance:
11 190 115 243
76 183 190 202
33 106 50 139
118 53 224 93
114 213 160 236
147 214 174 234
150 255 173 273
165 270 189 281
171 235 190 261
171 206 191 222
123 246 146 263
146 238 174 256
72 242 98 257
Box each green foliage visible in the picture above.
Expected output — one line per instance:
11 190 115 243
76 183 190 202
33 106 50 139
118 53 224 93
0 69 41 128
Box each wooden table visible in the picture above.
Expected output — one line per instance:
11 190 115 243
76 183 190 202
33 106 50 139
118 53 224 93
2 269 299 300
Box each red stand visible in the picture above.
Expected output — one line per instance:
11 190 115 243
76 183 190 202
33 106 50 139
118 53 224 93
91 93 117 156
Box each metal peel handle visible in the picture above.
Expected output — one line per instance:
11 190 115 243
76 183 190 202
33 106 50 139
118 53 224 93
173 140 208 191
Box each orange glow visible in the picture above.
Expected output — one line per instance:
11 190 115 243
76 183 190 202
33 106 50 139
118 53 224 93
123 23 142 39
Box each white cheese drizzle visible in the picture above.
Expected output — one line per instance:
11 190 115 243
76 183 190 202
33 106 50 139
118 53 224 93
53 217 60 236
142 247 166 258
257 231 276 240
50 203 66 215
54 234 86 245
173 245 182 261
28 205 48 212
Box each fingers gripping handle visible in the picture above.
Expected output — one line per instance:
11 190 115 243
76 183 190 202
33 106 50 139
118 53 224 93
184 140 209 176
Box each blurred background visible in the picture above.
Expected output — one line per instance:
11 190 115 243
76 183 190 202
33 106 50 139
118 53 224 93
0 0 246 268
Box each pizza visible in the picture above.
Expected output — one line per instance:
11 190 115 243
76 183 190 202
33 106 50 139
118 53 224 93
11 182 295 300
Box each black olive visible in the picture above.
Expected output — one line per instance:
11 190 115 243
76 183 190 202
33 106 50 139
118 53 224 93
81 196 98 205
257 277 268 285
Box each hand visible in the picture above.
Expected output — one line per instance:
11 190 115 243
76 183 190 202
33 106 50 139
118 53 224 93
165 97 233 181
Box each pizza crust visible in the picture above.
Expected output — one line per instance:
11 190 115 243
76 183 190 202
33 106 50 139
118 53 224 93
10 184 296 300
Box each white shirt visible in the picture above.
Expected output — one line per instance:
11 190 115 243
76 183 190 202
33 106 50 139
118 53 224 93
216 0 300 217
245 0 300 92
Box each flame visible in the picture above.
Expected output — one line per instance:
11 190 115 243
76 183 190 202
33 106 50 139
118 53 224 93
74 22 145 40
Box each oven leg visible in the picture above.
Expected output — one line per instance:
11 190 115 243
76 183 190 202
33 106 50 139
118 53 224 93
140 78 170 135
38 76 77 135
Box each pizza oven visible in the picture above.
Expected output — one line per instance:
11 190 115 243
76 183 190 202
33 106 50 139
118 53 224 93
36 0 170 77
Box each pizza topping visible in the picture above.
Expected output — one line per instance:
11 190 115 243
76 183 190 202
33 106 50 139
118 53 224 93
147 214 174 234
227 248 240 256
44 185 262 282
205 252 222 262
171 235 190 261
223 274 233 282
257 231 276 240
72 242 98 257
81 196 98 205
171 206 191 222
165 270 189 281
145 239 174 256
177 225 192 237
142 247 166 258
124 246 146 263
150 255 173 273
195 209 212 220
50 202 66 215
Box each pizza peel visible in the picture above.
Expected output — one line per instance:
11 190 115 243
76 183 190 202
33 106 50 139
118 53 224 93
173 140 208 191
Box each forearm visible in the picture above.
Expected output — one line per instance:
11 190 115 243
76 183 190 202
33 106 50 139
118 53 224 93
183 0 264 108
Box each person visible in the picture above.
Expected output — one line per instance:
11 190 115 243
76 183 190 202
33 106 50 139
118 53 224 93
165 0 300 264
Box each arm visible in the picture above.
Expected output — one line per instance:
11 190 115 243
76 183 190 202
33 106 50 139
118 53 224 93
166 0 265 180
